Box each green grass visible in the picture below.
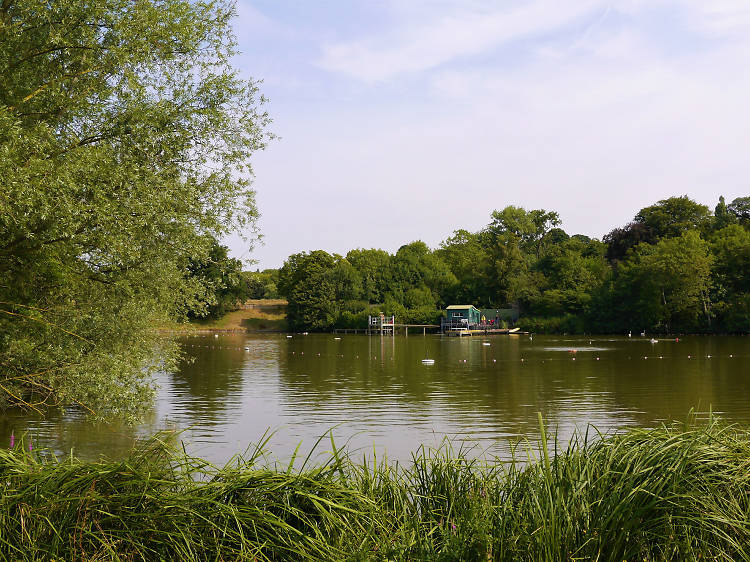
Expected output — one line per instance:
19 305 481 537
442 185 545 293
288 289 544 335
2 416 749 560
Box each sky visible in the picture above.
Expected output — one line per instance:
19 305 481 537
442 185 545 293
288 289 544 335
225 0 750 270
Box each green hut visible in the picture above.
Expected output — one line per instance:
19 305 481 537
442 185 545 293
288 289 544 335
445 305 482 328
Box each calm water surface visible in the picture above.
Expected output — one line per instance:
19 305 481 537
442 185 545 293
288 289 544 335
2 333 750 463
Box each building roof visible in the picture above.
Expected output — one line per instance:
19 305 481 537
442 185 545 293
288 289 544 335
446 305 480 310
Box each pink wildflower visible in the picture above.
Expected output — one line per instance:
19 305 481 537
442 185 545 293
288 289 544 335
9 432 14 448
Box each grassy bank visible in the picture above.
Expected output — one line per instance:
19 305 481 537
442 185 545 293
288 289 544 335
2 418 749 560
161 299 288 333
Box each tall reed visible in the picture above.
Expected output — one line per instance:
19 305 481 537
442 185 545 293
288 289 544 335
1 416 748 560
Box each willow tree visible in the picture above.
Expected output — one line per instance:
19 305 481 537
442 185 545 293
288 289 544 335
0 0 270 419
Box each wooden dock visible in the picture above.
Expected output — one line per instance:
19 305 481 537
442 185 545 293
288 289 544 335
444 328 522 337
333 323 440 335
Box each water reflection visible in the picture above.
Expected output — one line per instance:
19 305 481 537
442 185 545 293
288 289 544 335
1 334 749 464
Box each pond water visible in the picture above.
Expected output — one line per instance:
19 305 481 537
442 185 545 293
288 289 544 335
2 333 750 464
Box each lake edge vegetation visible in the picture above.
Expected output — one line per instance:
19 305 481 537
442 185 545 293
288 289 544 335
2 416 749 560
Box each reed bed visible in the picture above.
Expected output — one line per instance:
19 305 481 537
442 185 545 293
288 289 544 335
1 417 749 561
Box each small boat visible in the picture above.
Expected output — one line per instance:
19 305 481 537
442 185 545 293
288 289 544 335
650 338 658 344
421 359 435 365
482 342 491 346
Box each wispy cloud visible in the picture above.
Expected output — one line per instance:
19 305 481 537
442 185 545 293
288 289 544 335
317 1 603 82
683 0 750 37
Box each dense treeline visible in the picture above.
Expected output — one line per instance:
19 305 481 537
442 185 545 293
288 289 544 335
276 195 750 334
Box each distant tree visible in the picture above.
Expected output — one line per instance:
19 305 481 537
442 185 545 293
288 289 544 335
389 241 456 307
713 196 736 230
345 248 391 303
533 237 607 316
604 222 653 263
487 206 561 258
243 269 279 299
436 229 490 305
728 197 750 225
633 196 711 239
604 196 710 263
326 260 362 303
481 206 560 308
281 251 338 331
277 253 307 299
610 232 713 332
711 225 750 295
186 239 250 319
